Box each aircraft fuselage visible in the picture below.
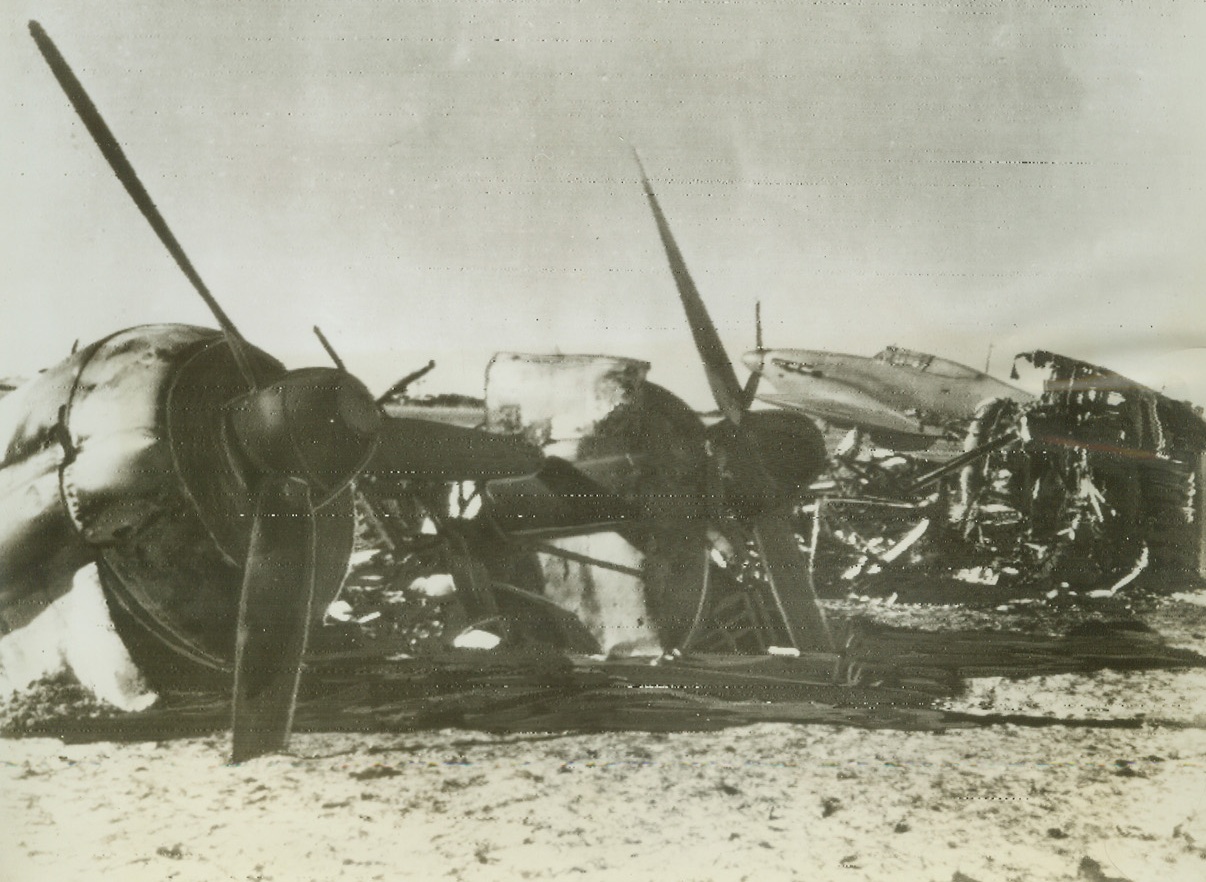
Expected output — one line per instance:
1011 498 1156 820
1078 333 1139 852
744 346 1034 445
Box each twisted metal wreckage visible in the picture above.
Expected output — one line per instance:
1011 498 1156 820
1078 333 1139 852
372 343 1206 651
799 349 1206 604
3 23 1206 759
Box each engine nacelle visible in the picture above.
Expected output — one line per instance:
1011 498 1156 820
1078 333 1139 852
0 324 354 683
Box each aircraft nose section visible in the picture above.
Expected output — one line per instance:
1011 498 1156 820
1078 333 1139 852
742 350 765 374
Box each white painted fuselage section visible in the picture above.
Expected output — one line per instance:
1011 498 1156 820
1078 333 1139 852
0 562 157 711
744 347 1034 442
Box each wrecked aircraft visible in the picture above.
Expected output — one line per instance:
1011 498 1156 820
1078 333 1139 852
954 350 1206 591
803 349 1206 600
3 23 840 760
360 159 1206 661
0 22 539 762
743 342 1034 453
9 23 1205 766
3 25 840 759
358 155 840 660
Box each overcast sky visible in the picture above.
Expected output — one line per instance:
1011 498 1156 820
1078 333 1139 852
3 1 1204 408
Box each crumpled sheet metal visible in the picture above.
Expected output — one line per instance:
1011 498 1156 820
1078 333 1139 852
484 353 650 456
1015 350 1206 456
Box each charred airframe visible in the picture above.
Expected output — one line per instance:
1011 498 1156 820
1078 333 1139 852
8 22 1205 761
787 348 1206 601
359 155 836 658
355 152 1206 660
0 23 542 761
418 214 1206 622
1 24 838 759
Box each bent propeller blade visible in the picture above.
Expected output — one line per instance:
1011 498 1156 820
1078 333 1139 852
230 478 318 763
28 20 260 389
751 512 833 653
740 371 761 412
633 151 746 426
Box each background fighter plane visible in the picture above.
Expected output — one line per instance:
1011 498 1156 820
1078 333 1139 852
743 343 1035 452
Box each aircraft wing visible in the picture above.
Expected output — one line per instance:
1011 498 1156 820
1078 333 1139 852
755 393 946 439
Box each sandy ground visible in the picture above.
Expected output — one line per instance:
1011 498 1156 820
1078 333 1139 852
4 594 1206 882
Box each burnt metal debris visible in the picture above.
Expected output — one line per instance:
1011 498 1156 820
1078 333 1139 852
6 23 1206 760
11 618 1206 743
349 344 1206 671
804 350 1206 602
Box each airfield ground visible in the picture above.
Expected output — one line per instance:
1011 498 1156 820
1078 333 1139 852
4 589 1206 882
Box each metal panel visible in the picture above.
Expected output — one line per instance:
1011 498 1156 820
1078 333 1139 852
484 353 650 457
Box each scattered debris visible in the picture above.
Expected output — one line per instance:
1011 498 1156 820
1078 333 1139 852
802 351 1206 604
0 671 121 736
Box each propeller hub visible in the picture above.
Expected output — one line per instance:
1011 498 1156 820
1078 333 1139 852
228 368 381 494
335 376 383 438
